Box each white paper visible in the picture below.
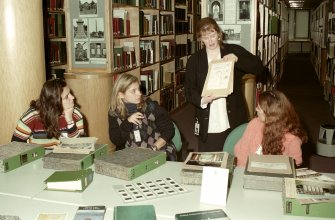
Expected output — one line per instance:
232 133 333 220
200 167 229 206
206 62 232 90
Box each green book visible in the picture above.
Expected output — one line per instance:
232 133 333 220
44 168 93 192
175 209 230 220
114 205 156 220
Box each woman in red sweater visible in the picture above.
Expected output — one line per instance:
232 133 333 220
234 90 308 167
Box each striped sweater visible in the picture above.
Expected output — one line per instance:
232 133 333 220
11 107 85 148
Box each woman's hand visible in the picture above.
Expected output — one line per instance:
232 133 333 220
201 95 217 105
223 53 238 62
128 112 144 125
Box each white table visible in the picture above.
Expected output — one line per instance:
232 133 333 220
1 158 334 220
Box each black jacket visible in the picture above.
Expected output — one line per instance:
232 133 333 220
185 44 264 142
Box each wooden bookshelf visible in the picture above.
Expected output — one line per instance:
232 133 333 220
42 0 197 148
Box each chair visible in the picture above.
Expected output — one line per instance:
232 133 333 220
172 122 182 152
223 123 248 155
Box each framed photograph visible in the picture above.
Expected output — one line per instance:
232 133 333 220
207 0 224 23
238 0 250 20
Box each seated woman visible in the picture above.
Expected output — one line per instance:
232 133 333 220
12 78 85 147
234 90 308 167
108 73 177 161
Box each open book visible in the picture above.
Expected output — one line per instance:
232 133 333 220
52 137 97 154
183 151 231 171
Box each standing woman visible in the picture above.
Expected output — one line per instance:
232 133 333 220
234 90 308 167
108 73 177 160
12 78 85 147
185 17 264 152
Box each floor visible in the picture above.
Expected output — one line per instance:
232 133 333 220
170 53 335 173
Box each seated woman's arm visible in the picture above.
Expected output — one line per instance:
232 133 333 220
108 113 133 151
283 134 303 166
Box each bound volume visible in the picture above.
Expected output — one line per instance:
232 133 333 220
114 205 156 220
175 209 230 220
95 147 166 180
180 151 234 185
43 144 108 170
0 142 45 173
282 178 335 218
74 206 106 220
243 155 295 191
44 169 93 192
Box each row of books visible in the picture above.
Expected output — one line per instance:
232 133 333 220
140 40 155 65
113 45 137 71
113 9 130 37
112 0 136 6
160 40 175 61
175 8 186 20
48 41 67 66
140 12 159 36
47 13 66 38
46 0 64 11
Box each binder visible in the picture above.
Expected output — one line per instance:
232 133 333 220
95 147 166 180
282 178 335 218
0 142 45 173
43 144 108 170
45 168 93 192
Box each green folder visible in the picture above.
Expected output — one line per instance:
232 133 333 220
44 168 93 192
114 205 156 220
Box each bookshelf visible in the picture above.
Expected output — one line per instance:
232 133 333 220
43 0 67 79
256 0 288 89
53 0 196 149
310 1 328 87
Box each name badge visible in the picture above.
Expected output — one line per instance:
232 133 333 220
194 118 200 136
134 129 141 142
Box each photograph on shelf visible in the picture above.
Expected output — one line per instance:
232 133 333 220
90 43 107 62
221 24 241 44
74 41 90 63
207 0 224 23
88 18 104 40
73 18 88 39
79 0 98 17
238 0 250 20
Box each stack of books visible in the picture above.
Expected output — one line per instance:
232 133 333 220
180 151 235 185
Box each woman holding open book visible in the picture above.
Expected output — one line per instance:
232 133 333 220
185 17 264 152
108 73 177 161
12 78 85 147
234 90 308 167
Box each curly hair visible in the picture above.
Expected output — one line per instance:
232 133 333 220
30 79 66 138
259 90 308 155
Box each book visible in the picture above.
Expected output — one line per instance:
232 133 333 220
43 144 108 171
52 137 98 154
0 142 45 173
44 168 93 192
94 147 166 180
175 209 230 220
36 213 66 220
243 155 295 191
180 151 234 186
73 206 106 220
114 205 156 220
201 58 235 98
283 178 335 218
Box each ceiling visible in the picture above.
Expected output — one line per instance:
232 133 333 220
284 0 324 9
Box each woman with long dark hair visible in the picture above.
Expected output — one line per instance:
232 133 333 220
234 90 308 167
12 79 85 147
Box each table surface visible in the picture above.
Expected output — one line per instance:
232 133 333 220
0 158 334 220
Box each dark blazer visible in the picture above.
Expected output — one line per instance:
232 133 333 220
185 44 264 142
